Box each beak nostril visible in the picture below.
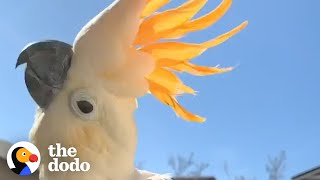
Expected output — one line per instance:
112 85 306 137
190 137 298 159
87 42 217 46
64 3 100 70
29 154 38 162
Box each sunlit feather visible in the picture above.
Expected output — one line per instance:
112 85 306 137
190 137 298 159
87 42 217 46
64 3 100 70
149 82 205 122
135 0 208 45
141 0 171 18
139 21 248 61
166 0 233 38
147 68 196 95
135 0 248 122
170 62 233 76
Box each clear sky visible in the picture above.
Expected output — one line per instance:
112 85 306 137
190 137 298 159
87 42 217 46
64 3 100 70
0 0 319 179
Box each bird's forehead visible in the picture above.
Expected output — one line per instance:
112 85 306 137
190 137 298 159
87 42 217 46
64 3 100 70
17 148 29 153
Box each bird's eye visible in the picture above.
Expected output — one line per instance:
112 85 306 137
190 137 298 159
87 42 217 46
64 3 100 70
22 152 26 156
77 100 93 114
70 90 97 120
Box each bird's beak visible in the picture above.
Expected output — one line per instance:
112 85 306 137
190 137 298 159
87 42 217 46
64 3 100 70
29 154 38 163
16 40 73 109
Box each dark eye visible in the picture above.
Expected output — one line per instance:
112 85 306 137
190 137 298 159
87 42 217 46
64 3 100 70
70 90 97 120
22 152 26 156
77 100 93 114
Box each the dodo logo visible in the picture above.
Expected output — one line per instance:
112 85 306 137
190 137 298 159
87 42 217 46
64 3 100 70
6 142 40 176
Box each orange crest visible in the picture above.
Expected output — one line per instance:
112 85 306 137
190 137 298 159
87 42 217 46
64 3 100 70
135 0 248 122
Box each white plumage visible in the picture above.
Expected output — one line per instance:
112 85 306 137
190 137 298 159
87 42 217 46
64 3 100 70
3 0 247 179
28 0 168 179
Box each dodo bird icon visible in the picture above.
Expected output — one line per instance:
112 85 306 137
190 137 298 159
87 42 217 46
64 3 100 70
11 147 38 175
6 142 40 176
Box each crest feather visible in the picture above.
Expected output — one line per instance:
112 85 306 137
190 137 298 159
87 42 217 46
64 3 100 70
136 0 248 122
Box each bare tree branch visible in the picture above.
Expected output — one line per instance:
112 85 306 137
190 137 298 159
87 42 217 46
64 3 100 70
188 162 210 176
266 151 286 180
168 152 211 177
168 153 195 176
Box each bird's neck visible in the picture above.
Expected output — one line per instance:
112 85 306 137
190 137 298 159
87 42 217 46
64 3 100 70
32 98 139 180
37 135 138 180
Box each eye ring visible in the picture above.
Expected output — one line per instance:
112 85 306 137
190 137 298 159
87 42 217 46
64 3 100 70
70 90 97 120
22 152 26 156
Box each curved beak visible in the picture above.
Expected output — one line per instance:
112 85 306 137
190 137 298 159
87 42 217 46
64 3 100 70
16 40 73 109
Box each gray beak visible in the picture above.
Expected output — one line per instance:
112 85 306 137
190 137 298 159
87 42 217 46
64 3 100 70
16 40 73 109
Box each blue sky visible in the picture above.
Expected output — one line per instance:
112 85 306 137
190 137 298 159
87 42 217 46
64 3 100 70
0 0 319 179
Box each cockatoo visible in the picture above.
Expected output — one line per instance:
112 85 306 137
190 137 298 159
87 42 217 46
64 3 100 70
14 0 247 179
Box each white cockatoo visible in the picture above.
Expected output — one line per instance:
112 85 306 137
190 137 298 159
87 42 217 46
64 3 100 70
13 0 247 180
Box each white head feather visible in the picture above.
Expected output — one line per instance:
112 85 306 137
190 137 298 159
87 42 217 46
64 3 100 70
29 0 154 180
